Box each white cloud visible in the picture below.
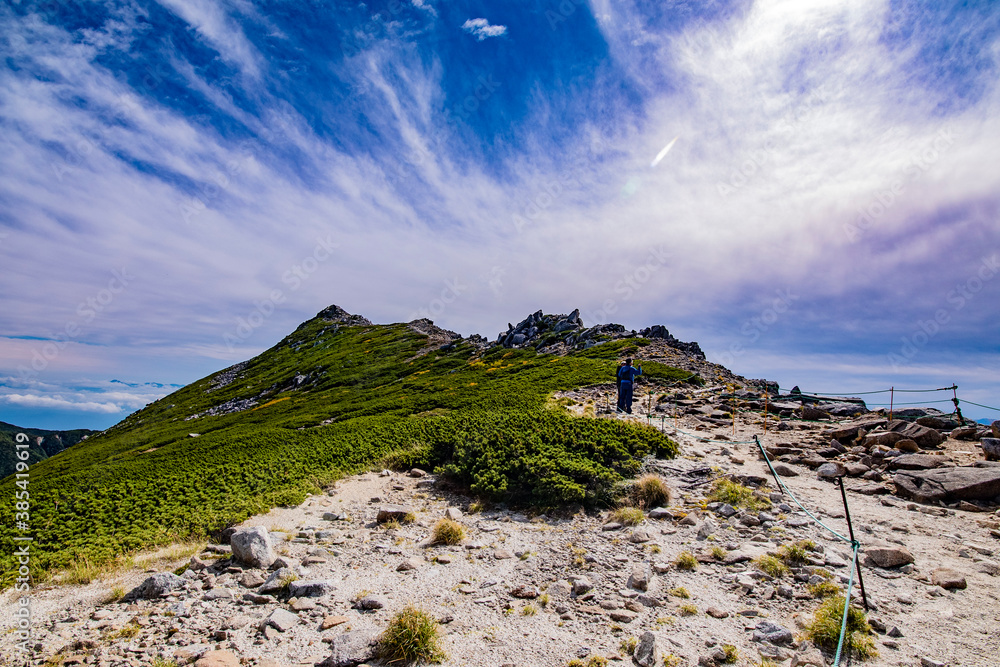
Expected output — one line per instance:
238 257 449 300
0 393 122 414
461 18 507 41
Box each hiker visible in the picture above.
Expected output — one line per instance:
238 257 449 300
617 358 643 414
615 360 626 412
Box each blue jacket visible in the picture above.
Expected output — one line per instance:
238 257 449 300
617 364 642 384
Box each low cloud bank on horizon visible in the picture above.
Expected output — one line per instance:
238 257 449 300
1 0 998 429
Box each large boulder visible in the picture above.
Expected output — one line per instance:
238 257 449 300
887 420 944 449
893 466 1000 503
863 545 914 568
886 454 951 471
982 438 1000 462
231 526 275 569
824 419 886 443
992 421 1000 438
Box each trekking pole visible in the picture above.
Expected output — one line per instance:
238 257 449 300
837 476 869 611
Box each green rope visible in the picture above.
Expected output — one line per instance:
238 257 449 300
834 543 862 667
755 437 852 543
962 399 1000 413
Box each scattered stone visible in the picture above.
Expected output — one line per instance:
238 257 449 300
629 529 652 543
571 576 595 596
510 584 539 599
888 454 950 471
627 565 652 592
194 650 240 667
608 609 636 623
397 556 422 571
203 587 234 601
895 439 920 453
288 579 334 598
353 596 385 610
817 462 847 479
494 549 514 560
240 571 266 588
377 504 415 523
264 608 299 633
125 573 185 600
920 659 946 667
231 526 276 569
321 615 349 630
752 620 794 645
445 507 463 521
706 607 729 618
259 568 296 594
931 567 967 590
863 546 914 568
790 645 826 667
319 631 378 667
634 631 660 667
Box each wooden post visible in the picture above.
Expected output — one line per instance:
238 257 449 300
889 386 894 422
763 392 768 435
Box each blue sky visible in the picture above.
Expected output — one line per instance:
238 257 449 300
1 0 999 430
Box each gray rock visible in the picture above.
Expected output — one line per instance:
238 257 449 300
863 546 914 568
753 620 794 645
894 466 1000 503
203 587 234 601
629 529 652 543
716 503 738 517
697 520 717 540
817 462 846 479
982 438 1000 461
571 576 594 596
230 526 276 569
259 567 296 594
353 596 384 610
930 567 967 590
634 631 660 667
376 504 415 523
887 454 950 471
263 608 299 632
240 571 266 588
790 645 826 667
319 630 377 667
992 420 1000 438
887 420 944 448
510 584 539 599
628 564 652 592
126 573 185 600
397 556 422 571
287 579 334 598
824 419 887 442
270 556 294 570
772 463 799 477
445 507 463 521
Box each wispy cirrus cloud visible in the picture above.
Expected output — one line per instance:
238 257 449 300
1 0 998 428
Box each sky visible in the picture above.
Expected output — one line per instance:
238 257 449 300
1 0 999 430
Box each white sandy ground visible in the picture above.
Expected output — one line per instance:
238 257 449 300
2 401 999 667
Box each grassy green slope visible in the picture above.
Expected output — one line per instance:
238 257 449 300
0 315 686 585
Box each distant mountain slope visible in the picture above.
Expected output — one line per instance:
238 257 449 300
0 305 737 585
0 421 95 479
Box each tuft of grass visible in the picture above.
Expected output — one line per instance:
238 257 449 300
430 518 465 545
805 596 877 660
103 622 141 640
520 604 538 617
777 541 811 565
610 507 645 526
467 501 484 514
711 546 727 560
382 518 402 530
279 571 300 591
753 555 789 578
151 659 178 667
538 593 550 608
808 581 842 599
102 585 126 603
663 655 682 667
649 544 662 554
679 603 697 616
631 474 672 509
668 586 690 599
619 636 638 655
707 478 770 510
586 658 608 667
674 551 697 571
376 605 446 664
720 645 738 664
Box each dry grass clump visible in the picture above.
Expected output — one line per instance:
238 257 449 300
805 596 877 660
631 474 672 509
753 555 789 578
430 518 465 545
610 507 645 526
674 551 698 571
377 605 446 664
707 478 771 510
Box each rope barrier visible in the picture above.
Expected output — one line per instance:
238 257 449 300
961 400 1000 413
754 436 865 667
